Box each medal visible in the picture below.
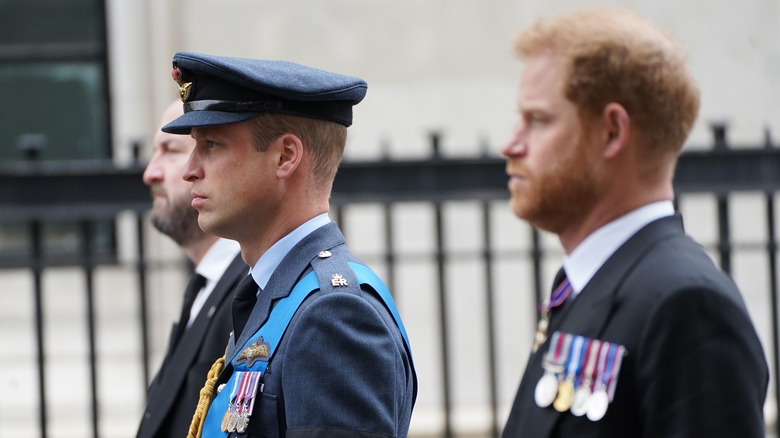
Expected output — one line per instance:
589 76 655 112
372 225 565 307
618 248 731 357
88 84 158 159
230 371 263 433
233 378 248 433
534 330 627 420
220 402 232 432
535 372 560 408
570 385 592 417
586 341 611 421
586 388 610 421
236 411 250 433
222 372 243 432
571 339 600 417
227 410 239 432
587 342 626 422
535 332 565 408
532 316 549 353
553 335 583 412
221 370 264 432
533 280 573 352
553 376 575 412
236 372 252 432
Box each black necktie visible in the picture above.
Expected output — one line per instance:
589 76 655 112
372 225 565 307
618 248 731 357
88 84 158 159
548 268 574 324
172 273 206 349
232 274 259 339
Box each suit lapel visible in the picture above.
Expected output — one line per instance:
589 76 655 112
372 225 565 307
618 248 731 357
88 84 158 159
227 222 345 360
553 215 683 338
513 215 684 437
143 253 246 436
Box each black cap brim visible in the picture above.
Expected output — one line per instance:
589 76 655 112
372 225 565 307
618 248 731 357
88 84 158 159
161 110 263 134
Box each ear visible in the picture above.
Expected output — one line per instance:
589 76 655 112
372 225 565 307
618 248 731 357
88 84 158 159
602 103 630 159
276 133 304 179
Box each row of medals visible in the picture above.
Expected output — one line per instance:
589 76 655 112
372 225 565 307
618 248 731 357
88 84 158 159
221 371 263 433
534 331 626 422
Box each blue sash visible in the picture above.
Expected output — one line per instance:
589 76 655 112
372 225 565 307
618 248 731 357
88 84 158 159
201 262 411 437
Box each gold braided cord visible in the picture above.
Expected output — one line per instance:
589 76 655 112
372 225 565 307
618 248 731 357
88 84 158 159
186 355 225 438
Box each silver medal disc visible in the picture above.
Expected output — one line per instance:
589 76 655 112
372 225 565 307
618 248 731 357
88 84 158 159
227 411 239 432
570 386 591 417
534 372 559 408
237 412 249 433
586 389 609 421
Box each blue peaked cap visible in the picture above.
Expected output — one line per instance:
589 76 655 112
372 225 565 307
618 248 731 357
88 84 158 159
162 51 368 134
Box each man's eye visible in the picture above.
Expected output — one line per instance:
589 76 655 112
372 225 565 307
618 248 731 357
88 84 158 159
526 116 549 128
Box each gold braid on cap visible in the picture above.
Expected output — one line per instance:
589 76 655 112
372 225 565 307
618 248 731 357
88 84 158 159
186 355 225 438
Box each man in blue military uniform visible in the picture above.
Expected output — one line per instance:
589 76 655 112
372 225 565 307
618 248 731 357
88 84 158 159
161 52 417 438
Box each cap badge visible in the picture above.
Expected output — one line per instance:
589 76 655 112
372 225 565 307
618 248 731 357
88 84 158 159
235 338 270 367
171 67 193 102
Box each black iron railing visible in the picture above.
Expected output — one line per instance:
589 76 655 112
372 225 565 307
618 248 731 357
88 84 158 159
1 125 778 437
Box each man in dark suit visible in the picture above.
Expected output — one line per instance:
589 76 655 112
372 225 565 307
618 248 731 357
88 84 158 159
500 8 767 437
136 101 246 438
162 52 416 437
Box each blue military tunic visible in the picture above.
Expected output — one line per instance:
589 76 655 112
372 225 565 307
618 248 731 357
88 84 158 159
202 223 416 438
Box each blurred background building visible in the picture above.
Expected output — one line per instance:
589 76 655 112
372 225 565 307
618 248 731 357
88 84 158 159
1 0 779 437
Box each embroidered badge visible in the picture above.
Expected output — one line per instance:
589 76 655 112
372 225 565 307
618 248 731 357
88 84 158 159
171 66 193 102
235 338 270 367
331 273 348 287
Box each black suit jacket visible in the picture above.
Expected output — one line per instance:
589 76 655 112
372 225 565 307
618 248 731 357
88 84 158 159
136 253 247 438
503 215 768 437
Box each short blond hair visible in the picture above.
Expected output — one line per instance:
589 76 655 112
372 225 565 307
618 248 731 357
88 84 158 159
515 8 700 158
250 114 347 192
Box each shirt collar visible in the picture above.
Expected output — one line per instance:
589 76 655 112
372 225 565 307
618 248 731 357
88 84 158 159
250 212 331 289
563 200 674 296
195 238 242 283
189 238 242 327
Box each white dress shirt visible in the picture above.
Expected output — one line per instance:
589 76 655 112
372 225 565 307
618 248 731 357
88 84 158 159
563 200 675 299
188 238 242 326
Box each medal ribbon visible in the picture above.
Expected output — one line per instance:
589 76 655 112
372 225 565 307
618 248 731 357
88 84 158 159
540 279 573 312
598 343 618 397
227 372 248 422
565 335 585 379
237 371 260 418
580 339 601 390
606 345 626 401
245 372 263 418
238 372 251 418
558 333 574 371
593 340 611 391
227 372 240 409
544 331 564 364
572 338 591 387
542 331 567 374
221 372 241 431
551 331 564 361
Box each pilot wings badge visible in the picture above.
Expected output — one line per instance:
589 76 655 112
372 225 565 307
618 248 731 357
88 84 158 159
235 338 271 367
